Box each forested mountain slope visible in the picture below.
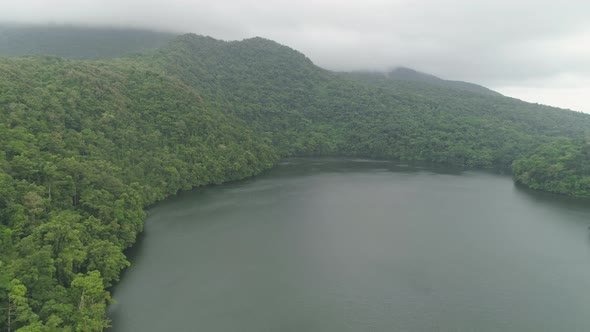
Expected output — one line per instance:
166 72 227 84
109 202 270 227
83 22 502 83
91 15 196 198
147 34 590 167
0 55 276 331
1 31 589 331
0 25 177 59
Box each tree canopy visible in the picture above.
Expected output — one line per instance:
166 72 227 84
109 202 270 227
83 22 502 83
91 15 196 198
1 31 589 330
513 138 590 197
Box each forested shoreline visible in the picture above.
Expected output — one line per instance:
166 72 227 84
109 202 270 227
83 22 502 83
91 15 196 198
1 32 589 331
513 138 590 197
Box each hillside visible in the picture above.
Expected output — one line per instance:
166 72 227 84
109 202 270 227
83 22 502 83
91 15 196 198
343 67 501 96
0 25 177 59
0 55 276 331
148 34 590 167
1 30 590 331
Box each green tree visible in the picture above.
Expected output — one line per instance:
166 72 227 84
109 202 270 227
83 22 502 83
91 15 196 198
70 271 111 332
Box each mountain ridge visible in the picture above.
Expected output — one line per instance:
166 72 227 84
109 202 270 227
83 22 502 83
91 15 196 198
0 25 504 98
342 67 501 96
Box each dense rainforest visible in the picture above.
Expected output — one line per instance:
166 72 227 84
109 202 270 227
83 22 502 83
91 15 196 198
1 27 589 331
513 138 590 197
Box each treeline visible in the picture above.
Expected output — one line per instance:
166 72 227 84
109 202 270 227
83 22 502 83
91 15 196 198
1 32 590 331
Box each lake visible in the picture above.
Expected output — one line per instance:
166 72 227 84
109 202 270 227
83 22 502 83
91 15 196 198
109 158 590 331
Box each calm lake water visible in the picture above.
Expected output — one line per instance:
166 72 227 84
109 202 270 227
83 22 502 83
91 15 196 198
109 158 590 332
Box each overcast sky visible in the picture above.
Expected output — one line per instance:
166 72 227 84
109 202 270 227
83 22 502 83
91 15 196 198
2 0 589 113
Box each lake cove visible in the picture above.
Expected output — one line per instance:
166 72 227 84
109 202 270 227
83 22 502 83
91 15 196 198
109 158 590 332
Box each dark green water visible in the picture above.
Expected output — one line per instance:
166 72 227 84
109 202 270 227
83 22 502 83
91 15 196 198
109 159 590 332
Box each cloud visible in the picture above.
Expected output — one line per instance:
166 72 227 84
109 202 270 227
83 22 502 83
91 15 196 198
495 74 590 113
1 0 589 112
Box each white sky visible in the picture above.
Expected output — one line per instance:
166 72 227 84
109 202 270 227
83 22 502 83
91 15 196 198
1 0 589 113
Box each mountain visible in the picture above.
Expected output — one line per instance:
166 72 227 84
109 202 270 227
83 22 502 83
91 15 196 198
0 28 589 331
342 67 501 96
148 34 589 167
0 24 177 59
388 67 501 95
388 66 442 81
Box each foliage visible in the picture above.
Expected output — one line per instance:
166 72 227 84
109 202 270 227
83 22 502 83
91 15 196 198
1 32 590 330
147 34 590 169
0 54 277 330
513 138 590 197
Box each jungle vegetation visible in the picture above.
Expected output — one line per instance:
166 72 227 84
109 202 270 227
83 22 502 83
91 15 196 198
1 29 589 331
